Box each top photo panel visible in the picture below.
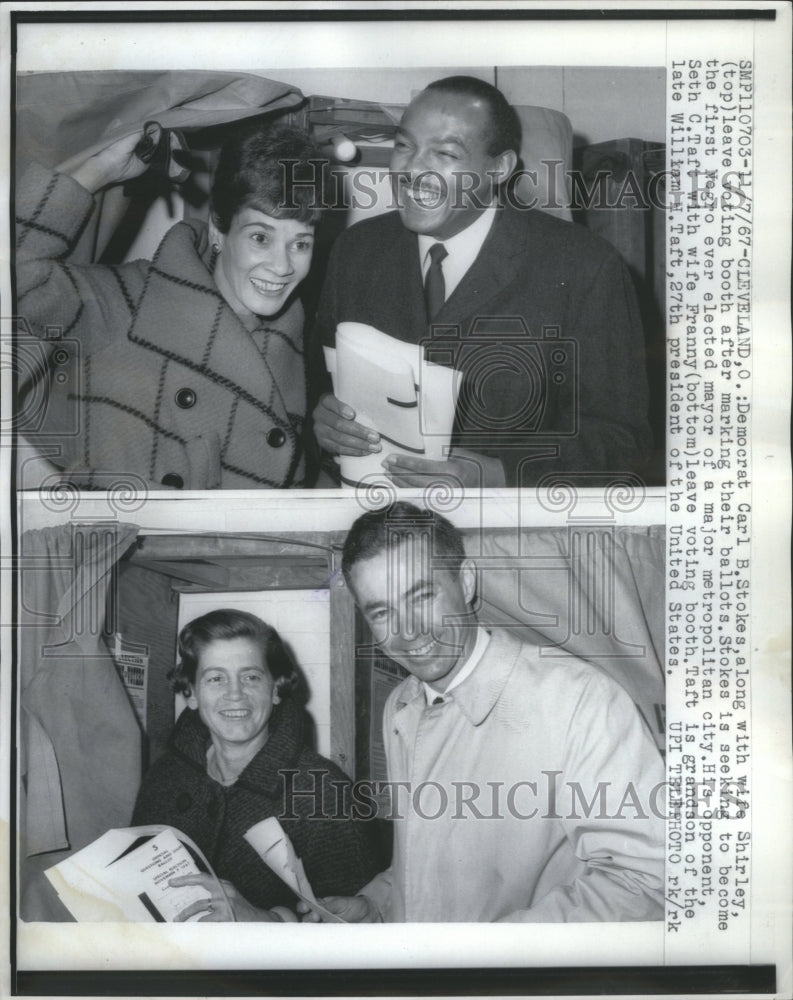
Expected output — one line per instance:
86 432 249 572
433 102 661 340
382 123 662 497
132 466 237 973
13 56 666 494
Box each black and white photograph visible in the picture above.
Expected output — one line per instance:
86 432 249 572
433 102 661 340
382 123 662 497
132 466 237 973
12 27 667 494
1 4 791 999
12 491 672 954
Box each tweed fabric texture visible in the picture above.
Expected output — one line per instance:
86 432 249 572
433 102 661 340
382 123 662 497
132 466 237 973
17 163 308 489
132 699 380 910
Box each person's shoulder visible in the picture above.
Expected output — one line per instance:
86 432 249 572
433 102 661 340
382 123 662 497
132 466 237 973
135 742 190 802
333 210 406 252
501 630 618 700
144 710 206 774
156 217 207 255
296 746 354 785
501 202 624 265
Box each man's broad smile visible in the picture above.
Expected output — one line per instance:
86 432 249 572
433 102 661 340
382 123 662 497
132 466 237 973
404 639 436 657
351 544 478 691
399 176 445 210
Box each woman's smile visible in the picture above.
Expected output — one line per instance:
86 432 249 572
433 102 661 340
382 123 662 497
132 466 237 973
187 637 280 754
211 207 314 318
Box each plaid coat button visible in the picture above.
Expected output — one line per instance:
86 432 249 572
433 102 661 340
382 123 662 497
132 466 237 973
267 428 286 448
161 473 184 489
175 388 196 409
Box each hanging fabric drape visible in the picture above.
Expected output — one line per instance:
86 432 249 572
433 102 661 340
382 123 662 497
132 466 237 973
16 70 305 173
466 525 665 751
15 70 306 264
19 521 141 857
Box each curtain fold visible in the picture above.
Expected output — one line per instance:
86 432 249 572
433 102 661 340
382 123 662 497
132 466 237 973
16 69 306 265
16 70 305 173
19 521 141 857
467 525 665 751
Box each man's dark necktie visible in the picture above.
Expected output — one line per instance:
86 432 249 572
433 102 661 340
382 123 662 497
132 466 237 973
424 243 448 320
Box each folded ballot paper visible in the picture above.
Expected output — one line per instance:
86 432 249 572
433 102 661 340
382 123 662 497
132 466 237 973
44 825 218 922
45 820 342 922
244 817 345 923
324 322 462 488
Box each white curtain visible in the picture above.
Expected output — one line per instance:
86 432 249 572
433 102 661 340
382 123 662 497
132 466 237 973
19 521 142 858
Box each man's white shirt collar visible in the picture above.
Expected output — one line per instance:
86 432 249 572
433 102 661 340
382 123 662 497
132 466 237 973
418 205 497 302
423 627 491 705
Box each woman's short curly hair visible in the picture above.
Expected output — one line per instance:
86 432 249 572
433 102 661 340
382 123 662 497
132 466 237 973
169 608 300 698
210 121 327 232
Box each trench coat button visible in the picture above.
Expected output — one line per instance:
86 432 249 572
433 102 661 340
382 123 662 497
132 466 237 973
175 388 196 409
267 428 286 448
176 792 192 812
161 473 184 489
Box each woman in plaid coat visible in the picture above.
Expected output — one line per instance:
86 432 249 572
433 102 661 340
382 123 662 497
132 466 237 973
16 122 325 489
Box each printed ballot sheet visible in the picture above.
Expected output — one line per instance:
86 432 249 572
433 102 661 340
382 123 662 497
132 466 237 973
44 827 211 922
324 322 462 487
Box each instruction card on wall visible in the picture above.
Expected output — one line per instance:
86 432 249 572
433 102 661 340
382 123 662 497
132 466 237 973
112 633 149 731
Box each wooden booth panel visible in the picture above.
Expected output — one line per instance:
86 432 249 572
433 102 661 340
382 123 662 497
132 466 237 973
110 531 356 779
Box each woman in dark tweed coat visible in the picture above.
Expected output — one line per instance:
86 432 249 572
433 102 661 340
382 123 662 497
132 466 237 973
133 609 380 922
16 122 326 489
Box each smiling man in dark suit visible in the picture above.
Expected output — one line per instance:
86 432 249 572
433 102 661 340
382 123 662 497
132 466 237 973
310 76 651 488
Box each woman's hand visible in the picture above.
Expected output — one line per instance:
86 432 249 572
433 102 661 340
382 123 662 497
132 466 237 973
313 394 381 457
169 873 297 923
56 129 151 194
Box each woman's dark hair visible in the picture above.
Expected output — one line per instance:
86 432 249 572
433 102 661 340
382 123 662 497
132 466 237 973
210 122 327 232
424 76 522 158
170 608 299 698
341 501 466 588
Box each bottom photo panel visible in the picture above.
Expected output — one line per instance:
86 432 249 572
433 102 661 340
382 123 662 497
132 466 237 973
16 486 750 992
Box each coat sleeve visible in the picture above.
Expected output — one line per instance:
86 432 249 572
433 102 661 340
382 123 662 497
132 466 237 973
15 163 147 359
493 249 653 487
499 670 665 923
357 866 393 921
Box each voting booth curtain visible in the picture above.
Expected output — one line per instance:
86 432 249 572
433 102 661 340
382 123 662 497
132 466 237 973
19 521 142 862
465 524 665 753
15 70 306 264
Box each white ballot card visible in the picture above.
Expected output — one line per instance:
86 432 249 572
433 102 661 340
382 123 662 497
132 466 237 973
244 817 345 923
324 321 462 488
